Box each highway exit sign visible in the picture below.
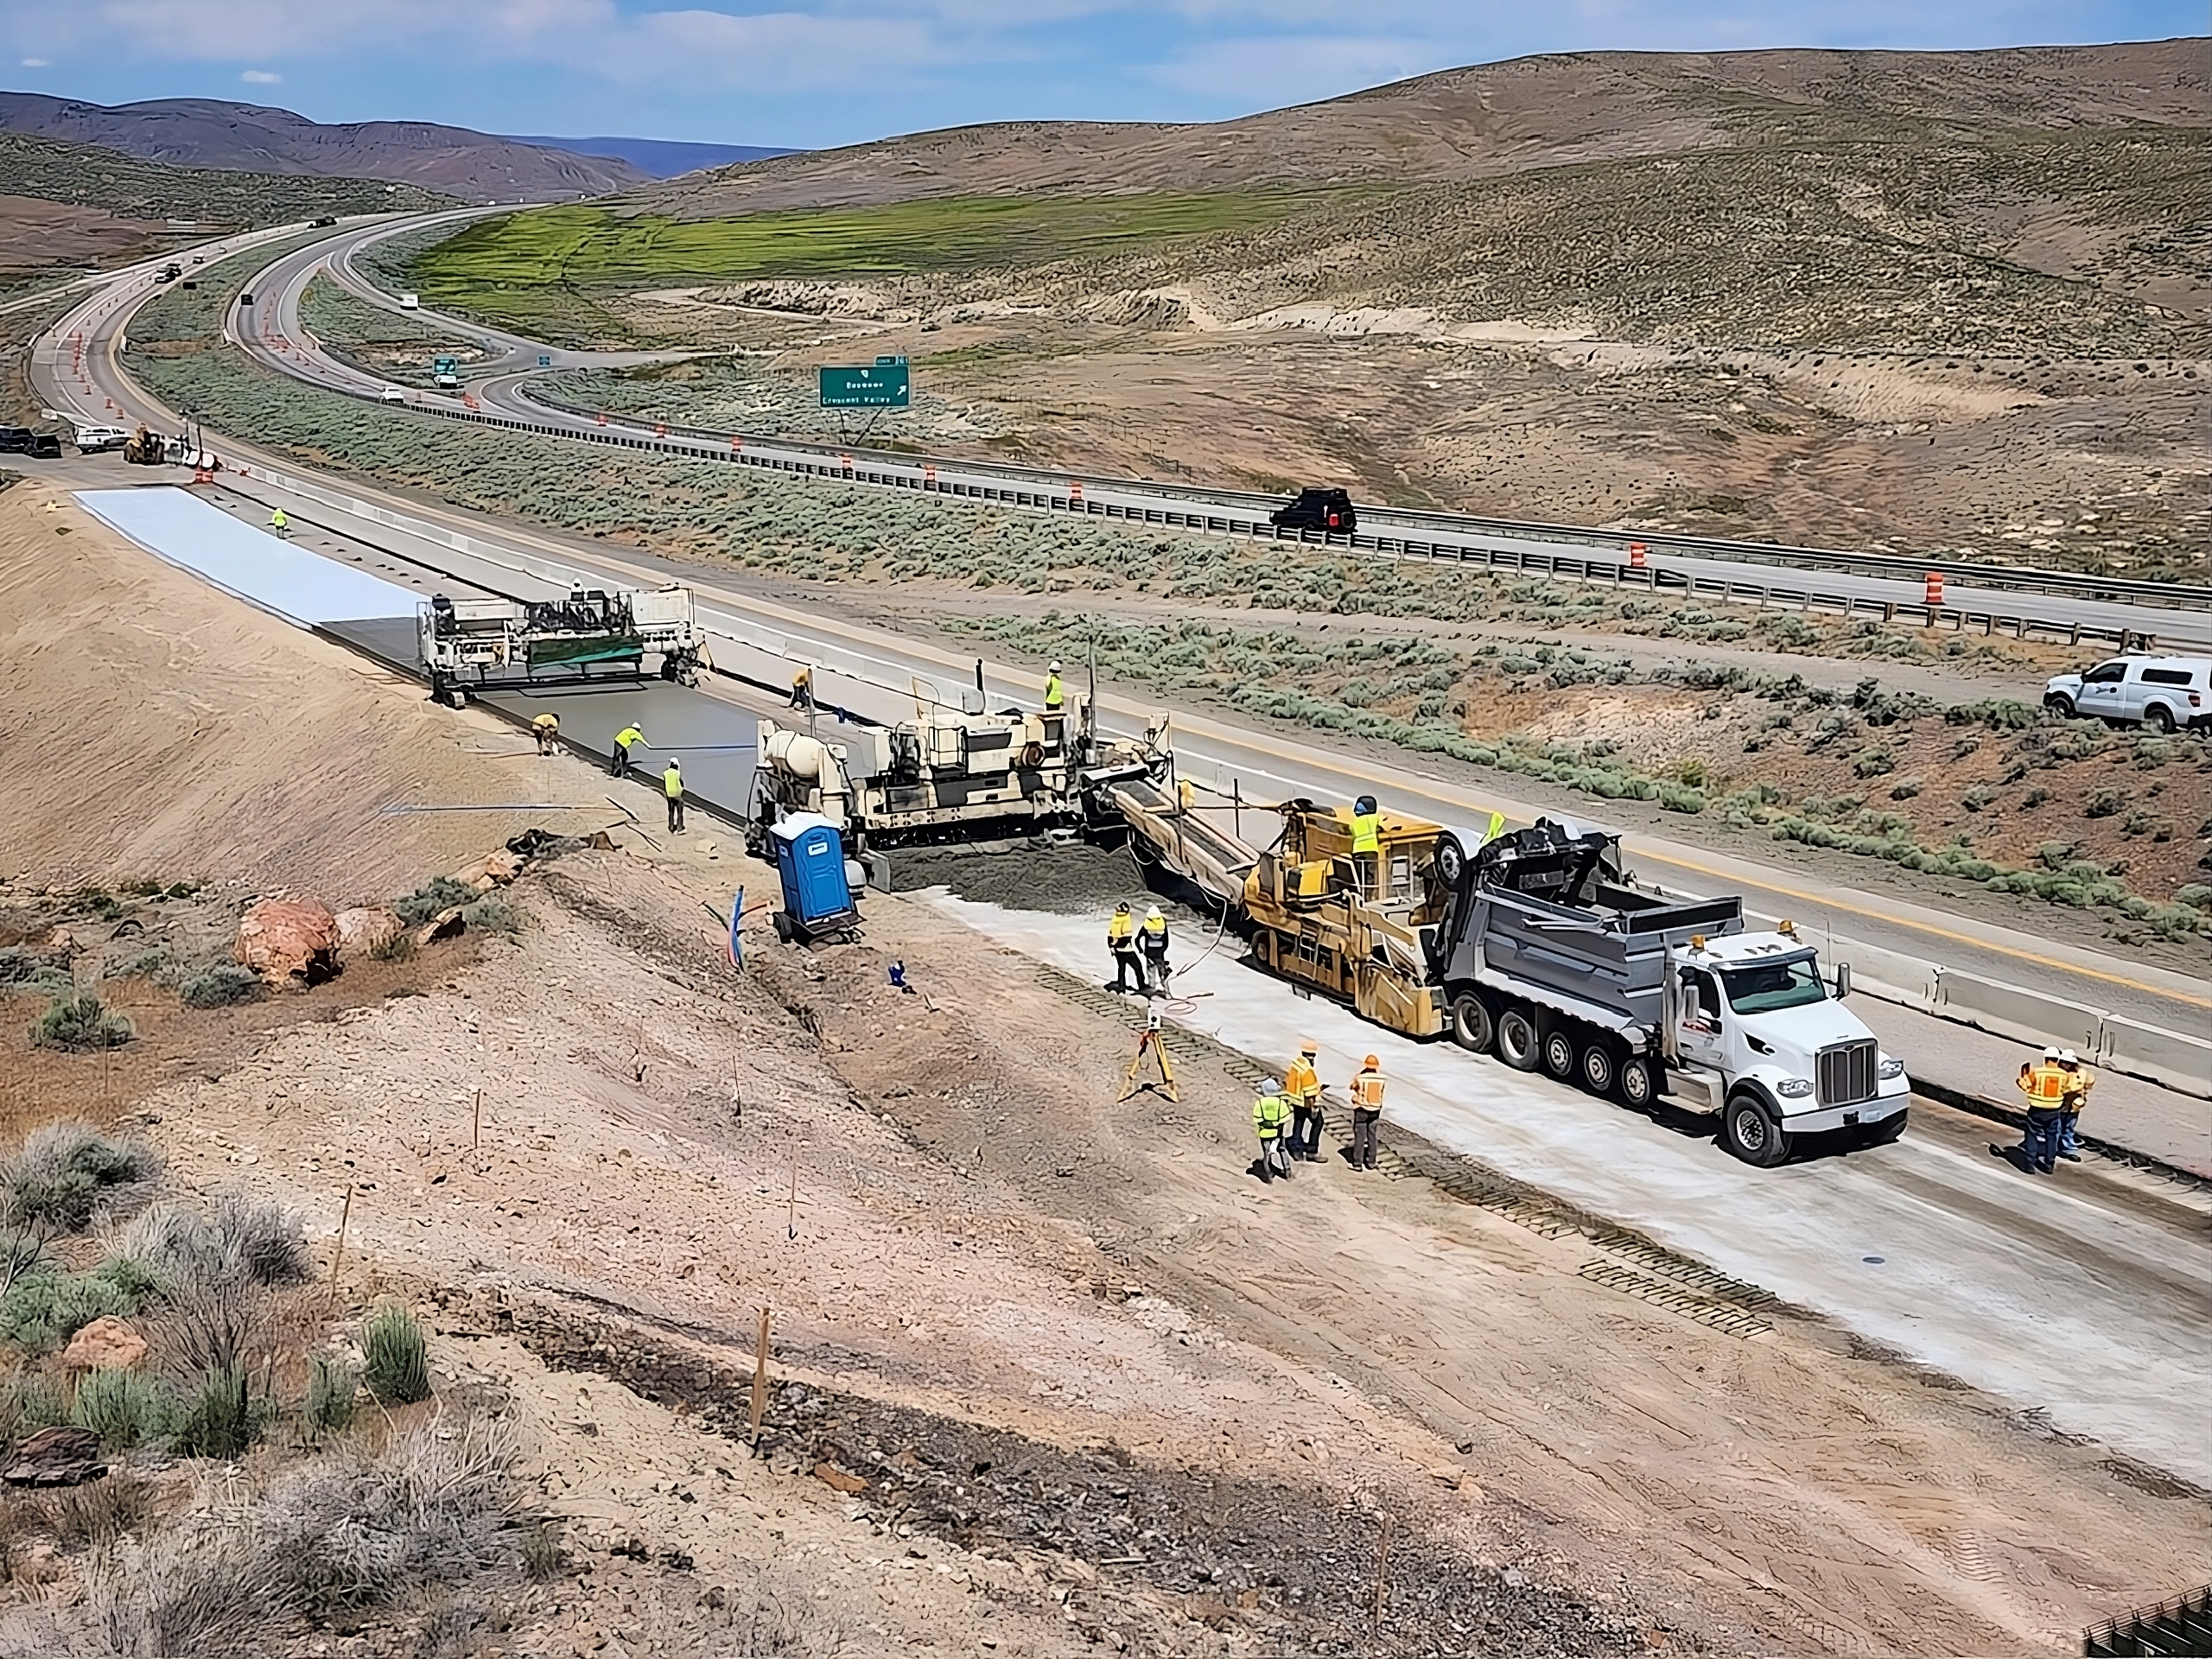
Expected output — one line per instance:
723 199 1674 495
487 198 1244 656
819 357 910 410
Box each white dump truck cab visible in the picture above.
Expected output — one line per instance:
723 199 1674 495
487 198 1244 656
1664 927 1908 1166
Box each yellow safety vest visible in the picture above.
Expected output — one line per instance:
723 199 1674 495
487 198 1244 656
615 726 644 751
1045 672 1064 709
1351 1070 1384 1110
2061 1067 2094 1111
1141 916 1167 947
533 713 558 731
1283 1058 1319 1103
270 511 288 528
1253 1093 1290 1140
663 768 683 798
1108 912 1135 944
1351 812 1381 855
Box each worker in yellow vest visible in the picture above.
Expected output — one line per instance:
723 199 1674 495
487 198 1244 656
662 758 685 834
1284 1039 1324 1162
2056 1049 2094 1163
531 711 560 755
1253 1079 1294 1183
1105 900 1141 994
1351 794 1382 899
1998 1046 2068 1173
1177 776 1195 815
1349 1054 1385 1171
269 506 289 537
1044 661 1065 714
789 665 812 712
611 722 647 779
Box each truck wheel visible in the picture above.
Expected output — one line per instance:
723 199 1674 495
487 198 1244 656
1496 1007 1541 1071
2146 704 2177 734
1721 1090 1790 1168
1450 993 1493 1054
1541 1028 1576 1080
1579 1042 1616 1097
1615 1053 1657 1111
2043 692 2075 717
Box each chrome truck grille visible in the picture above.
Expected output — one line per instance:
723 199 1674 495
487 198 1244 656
1816 1039 1878 1107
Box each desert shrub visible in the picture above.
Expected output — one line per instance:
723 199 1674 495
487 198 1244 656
178 963 264 1009
1851 746 1895 779
212 1191 310 1287
459 896 518 936
0 1368 71 1441
6 1124 161 1233
1888 776 1922 800
29 991 133 1052
0 949 72 998
304 1350 358 1440
71 1367 175 1450
1961 784 1997 811
370 931 416 963
1656 783 1707 814
37 1470 157 1552
102 945 178 983
2023 787 2052 808
170 1365 258 1460
362 1303 431 1404
1672 758 1707 788
2177 884 2212 914
2084 787 2127 819
391 876 480 925
116 1192 307 1291
0 1259 150 1353
520 1519 563 1580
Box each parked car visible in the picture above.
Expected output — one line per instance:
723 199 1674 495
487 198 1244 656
1269 486 1357 535
380 386 410 404
2044 655 2209 733
72 425 130 453
23 433 61 460
0 428 30 454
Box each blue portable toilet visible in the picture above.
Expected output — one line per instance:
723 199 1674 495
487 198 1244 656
770 812 860 941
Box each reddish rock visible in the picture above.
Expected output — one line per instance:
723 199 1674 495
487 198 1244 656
234 898 340 988
334 905 405 963
60 1316 147 1373
3 1426 105 1486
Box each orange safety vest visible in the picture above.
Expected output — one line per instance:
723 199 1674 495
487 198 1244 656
1351 1069 1384 1111
2017 1064 2067 1106
1284 1057 1319 1103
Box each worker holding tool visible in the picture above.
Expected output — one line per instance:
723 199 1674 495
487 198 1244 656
1284 1039 1324 1162
1351 794 1382 898
1138 905 1172 995
1105 900 1141 994
1348 1054 1385 1172
662 757 686 834
269 506 289 537
789 665 812 712
611 722 647 779
1253 1078 1294 1183
2057 1048 2094 1163
531 711 560 756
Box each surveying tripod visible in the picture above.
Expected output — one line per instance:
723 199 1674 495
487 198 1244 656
1119 1002 1179 1102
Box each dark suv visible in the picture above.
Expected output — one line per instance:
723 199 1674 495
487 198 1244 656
0 429 29 454
1269 486 1357 535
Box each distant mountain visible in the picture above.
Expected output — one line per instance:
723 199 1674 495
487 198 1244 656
0 92 649 202
499 135 795 179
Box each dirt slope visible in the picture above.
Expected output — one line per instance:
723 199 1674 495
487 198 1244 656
0 480 617 898
625 41 2209 216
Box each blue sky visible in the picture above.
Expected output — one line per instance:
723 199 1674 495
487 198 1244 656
3 2 2202 149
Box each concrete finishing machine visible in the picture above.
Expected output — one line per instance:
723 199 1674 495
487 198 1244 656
1125 795 1906 1165
419 582 705 708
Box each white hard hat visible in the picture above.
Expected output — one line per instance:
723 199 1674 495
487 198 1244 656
2059 1049 2079 1064
1262 1078 1281 1094
668 757 681 767
1146 906 1162 920
2041 1046 2062 1060
1049 660 1062 672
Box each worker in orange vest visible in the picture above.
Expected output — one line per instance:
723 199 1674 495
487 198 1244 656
1284 1039 1324 1162
2056 1048 2094 1163
1348 1054 1385 1172
1998 1046 2069 1173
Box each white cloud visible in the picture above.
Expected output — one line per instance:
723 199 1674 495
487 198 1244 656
19 56 48 67
240 67 283 83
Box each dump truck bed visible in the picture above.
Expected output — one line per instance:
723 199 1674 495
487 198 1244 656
1106 777 1260 909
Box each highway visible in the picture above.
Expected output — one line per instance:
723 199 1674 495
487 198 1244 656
34 235 2212 1484
238 216 2209 652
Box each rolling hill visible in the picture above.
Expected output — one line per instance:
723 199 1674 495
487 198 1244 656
498 135 795 179
0 92 647 202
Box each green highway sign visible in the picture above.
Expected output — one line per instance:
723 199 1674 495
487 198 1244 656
433 355 457 374
819 357 910 410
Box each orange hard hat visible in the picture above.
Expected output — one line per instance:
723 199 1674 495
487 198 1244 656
1299 1037 1319 1054
1363 1054 1380 1069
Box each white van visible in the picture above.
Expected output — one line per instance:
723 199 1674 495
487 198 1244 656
2044 656 2209 733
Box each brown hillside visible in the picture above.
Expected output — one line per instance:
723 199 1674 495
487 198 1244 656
623 39 2210 217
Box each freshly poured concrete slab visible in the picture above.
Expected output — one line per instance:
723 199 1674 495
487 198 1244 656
76 486 422 627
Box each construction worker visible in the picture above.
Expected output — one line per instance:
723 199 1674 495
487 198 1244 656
1177 776 1196 815
1284 1039 1324 1162
269 506 289 537
1253 1078 1294 1183
2057 1049 2094 1163
789 665 812 712
611 722 647 779
1105 900 1141 994
2000 1046 2068 1174
531 710 560 756
662 758 686 834
1348 1054 1385 1172
1044 661 1065 715
1351 794 1382 899
1138 904 1171 995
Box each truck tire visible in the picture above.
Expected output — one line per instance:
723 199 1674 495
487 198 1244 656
2146 703 2177 734
1450 993 1493 1054
1496 1006 1541 1071
1579 1041 1616 1097
1541 1027 1576 1080
1721 1089 1790 1168
2043 692 2075 717
1615 1052 1657 1111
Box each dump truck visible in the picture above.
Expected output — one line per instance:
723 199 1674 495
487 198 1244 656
1124 792 1905 1164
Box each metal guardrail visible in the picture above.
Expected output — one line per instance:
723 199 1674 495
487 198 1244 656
2084 1584 2212 1656
356 392 2166 654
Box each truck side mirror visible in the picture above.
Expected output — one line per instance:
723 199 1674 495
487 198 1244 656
1834 963 1851 1001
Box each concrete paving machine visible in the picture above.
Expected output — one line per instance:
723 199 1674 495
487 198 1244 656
419 582 705 708
745 687 1158 862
